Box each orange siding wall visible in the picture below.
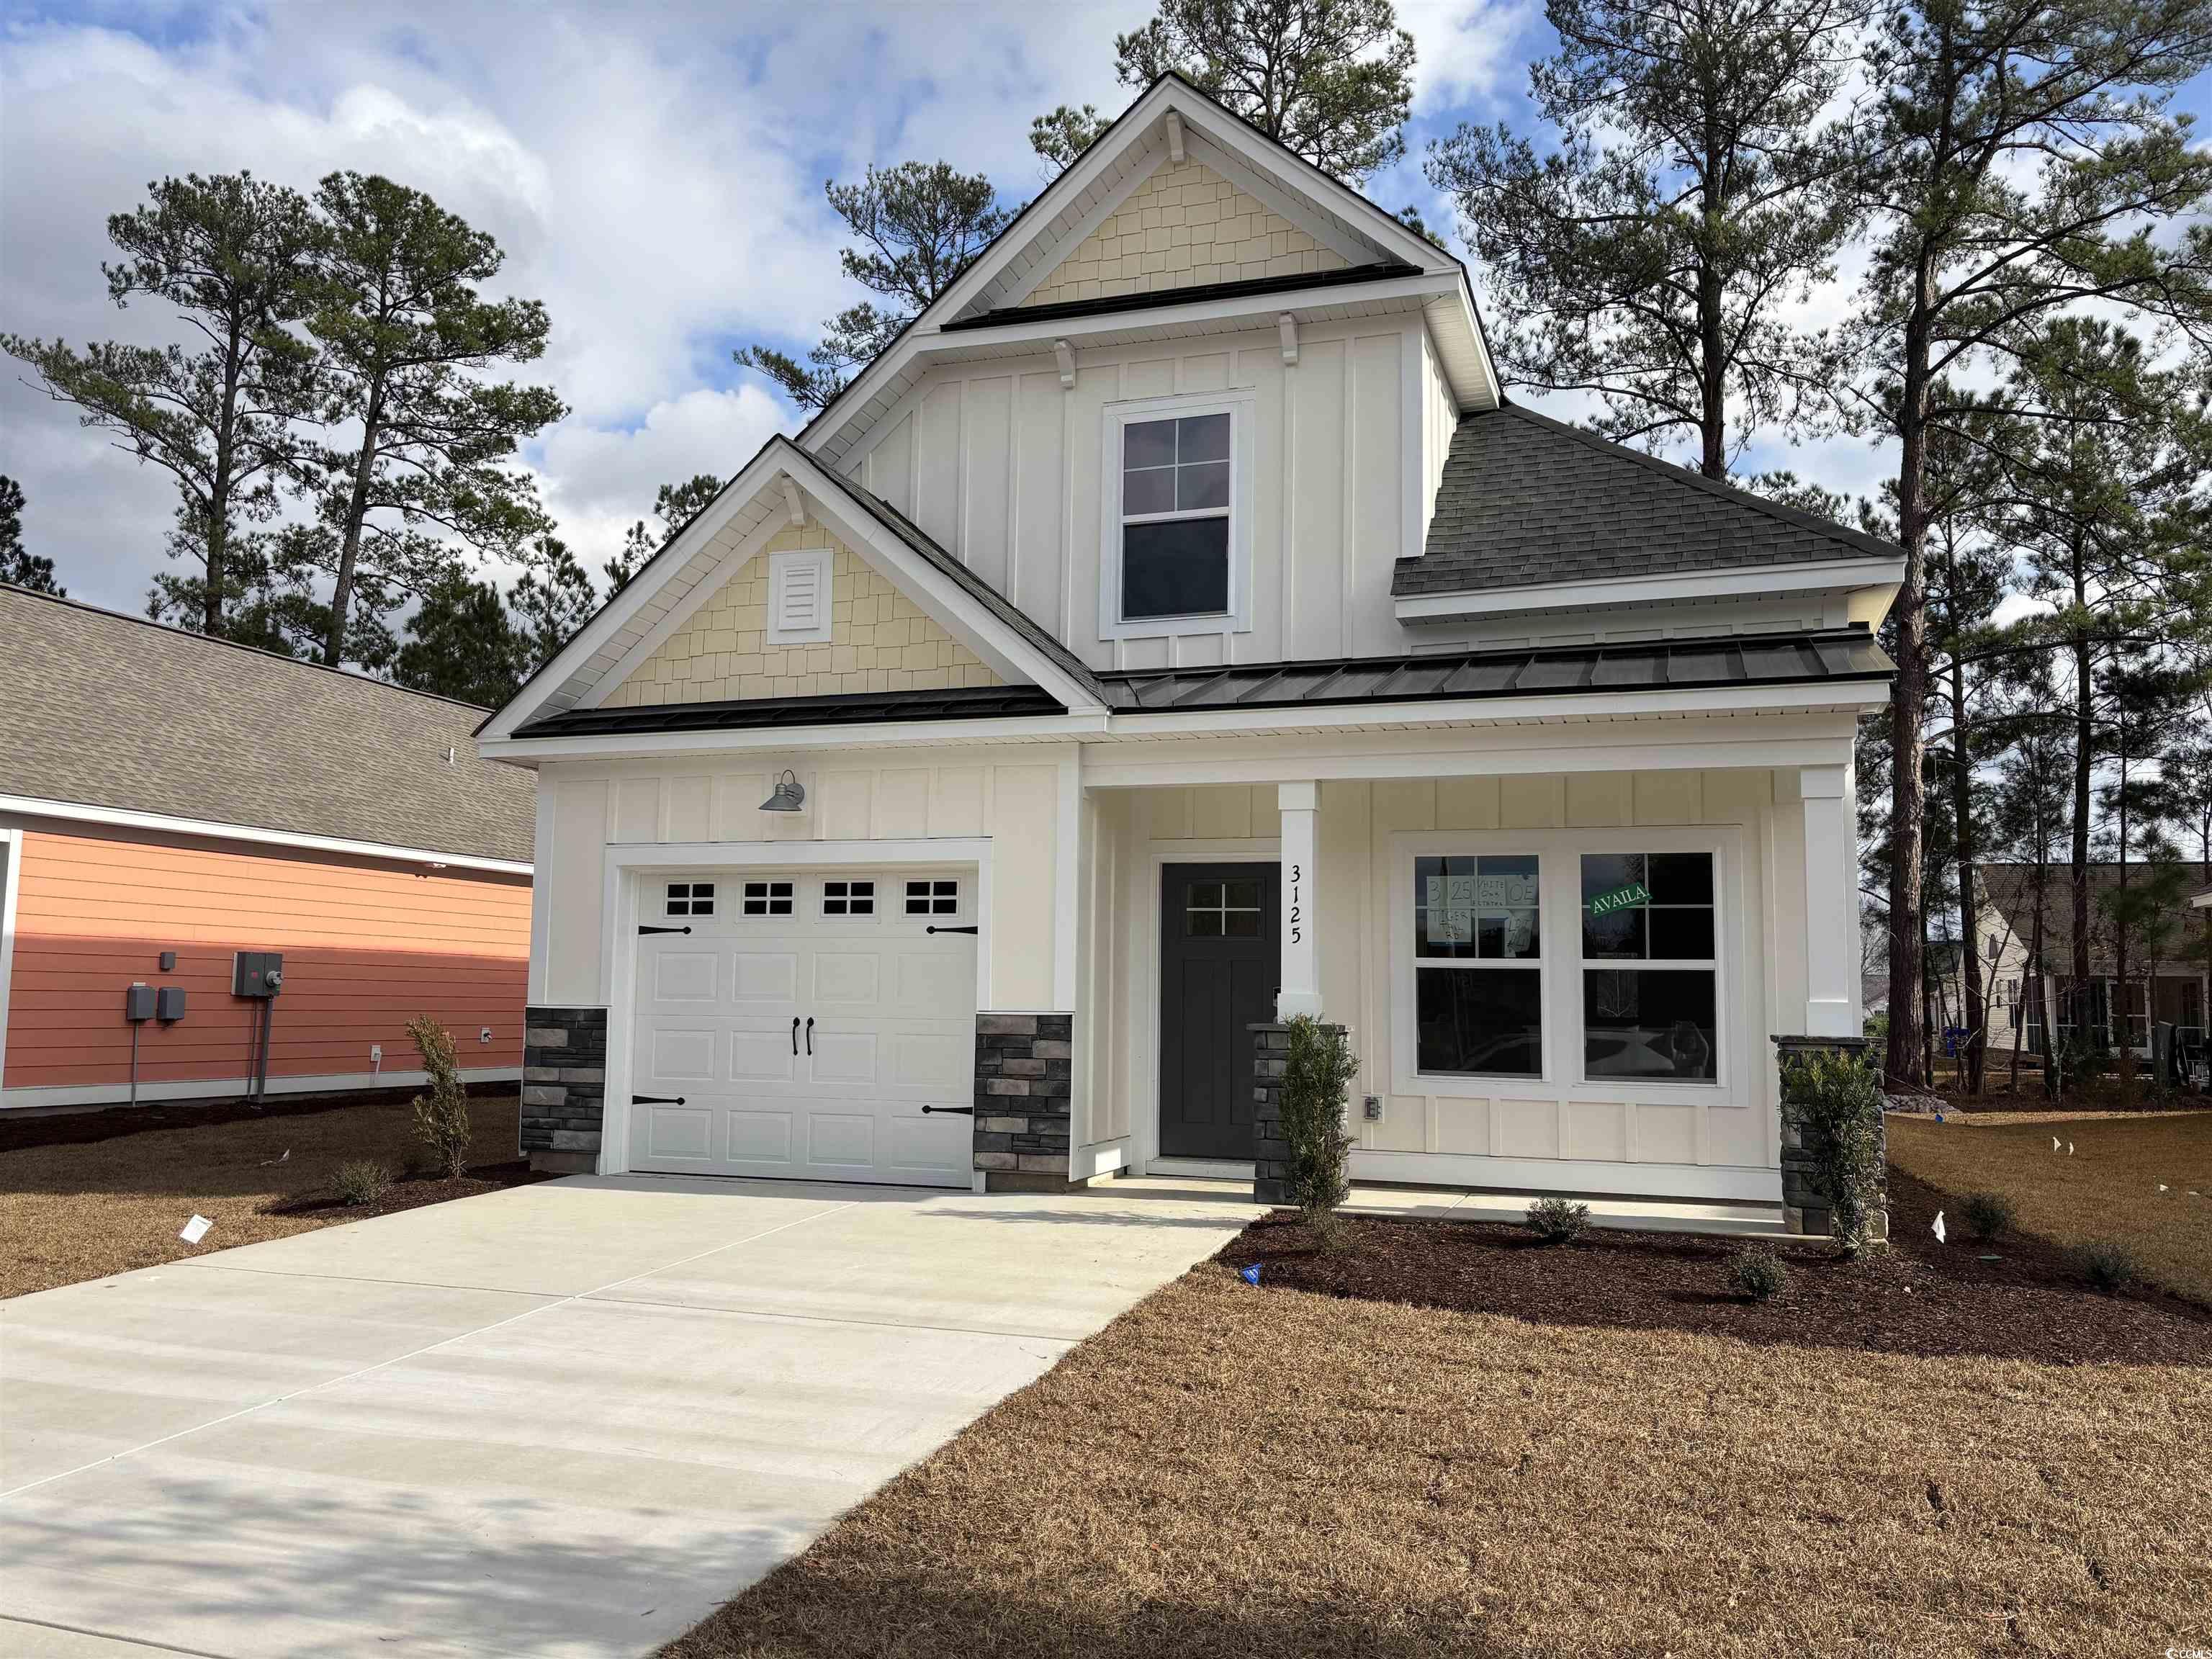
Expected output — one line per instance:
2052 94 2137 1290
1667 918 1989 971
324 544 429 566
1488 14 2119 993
2 824 531 1100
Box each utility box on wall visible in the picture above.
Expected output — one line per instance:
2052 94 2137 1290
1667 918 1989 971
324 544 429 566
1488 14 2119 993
124 984 156 1022
156 986 187 1022
232 951 284 998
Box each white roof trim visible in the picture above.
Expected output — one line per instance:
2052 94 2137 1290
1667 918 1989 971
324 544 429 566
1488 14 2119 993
1395 557 1910 624
0 793 533 875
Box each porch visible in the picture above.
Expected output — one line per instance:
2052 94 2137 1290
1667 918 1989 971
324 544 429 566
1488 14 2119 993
1069 724 1868 1226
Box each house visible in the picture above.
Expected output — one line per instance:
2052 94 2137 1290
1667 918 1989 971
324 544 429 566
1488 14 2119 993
0 585 535 1110
478 75 1900 1228
1970 861 2210 1059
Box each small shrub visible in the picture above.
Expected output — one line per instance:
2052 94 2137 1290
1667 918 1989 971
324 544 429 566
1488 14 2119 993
2071 1239 2141 1295
333 1159 391 1208
1780 1047 1885 1255
1727 1245 1787 1303
408 1016 473 1179
1961 1190 2015 1242
1525 1195 1591 1244
1279 1016 1358 1228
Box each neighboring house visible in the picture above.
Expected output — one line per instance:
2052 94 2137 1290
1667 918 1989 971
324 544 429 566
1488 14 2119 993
479 75 1899 1225
0 585 536 1110
1969 862 2211 1060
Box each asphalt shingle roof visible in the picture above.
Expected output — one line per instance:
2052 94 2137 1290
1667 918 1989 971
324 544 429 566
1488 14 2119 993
1394 404 1899 599
0 585 536 865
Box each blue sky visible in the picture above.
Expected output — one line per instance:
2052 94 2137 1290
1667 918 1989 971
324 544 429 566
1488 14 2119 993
5 0 2198 619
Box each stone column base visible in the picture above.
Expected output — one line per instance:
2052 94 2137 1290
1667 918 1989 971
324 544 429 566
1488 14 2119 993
1250 1020 1347 1206
1773 1033 1887 1243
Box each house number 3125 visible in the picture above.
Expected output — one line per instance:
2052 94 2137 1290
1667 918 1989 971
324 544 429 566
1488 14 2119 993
1288 863 1303 945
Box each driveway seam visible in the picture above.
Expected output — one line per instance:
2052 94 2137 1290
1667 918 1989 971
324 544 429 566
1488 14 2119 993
0 1612 233 1658
0 1200 859 1504
577 1289 1084 1345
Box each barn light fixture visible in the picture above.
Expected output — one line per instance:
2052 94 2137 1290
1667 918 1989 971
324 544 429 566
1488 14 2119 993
760 770 806 812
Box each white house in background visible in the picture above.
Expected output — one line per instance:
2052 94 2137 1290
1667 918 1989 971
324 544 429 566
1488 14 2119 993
479 74 1899 1224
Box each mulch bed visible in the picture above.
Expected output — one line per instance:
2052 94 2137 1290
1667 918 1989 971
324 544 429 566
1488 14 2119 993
0 1085 436 1153
263 1158 549 1220
1218 1168 2212 1368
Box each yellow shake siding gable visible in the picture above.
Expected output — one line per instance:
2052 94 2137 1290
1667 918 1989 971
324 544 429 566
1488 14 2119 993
605 523 1003 706
1019 157 1347 308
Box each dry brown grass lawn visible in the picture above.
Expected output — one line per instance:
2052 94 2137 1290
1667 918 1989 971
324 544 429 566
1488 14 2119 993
667 1257 2212 1659
1889 1110 2212 1303
0 1092 528 1299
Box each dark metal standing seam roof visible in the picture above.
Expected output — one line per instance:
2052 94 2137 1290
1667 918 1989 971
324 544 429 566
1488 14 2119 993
938 261 1423 331
1097 628 1893 712
1396 404 1900 599
514 683 1064 739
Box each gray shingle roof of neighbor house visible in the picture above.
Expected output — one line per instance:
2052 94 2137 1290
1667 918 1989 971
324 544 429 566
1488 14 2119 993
1979 860 2212 976
1393 403 1900 599
0 585 536 866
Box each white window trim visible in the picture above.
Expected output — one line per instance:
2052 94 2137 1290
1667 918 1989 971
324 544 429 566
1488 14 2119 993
766 546 835 646
1390 827 1740 1106
1097 391 1256 641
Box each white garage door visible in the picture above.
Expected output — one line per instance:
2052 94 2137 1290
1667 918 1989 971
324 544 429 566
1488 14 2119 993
628 868 976 1187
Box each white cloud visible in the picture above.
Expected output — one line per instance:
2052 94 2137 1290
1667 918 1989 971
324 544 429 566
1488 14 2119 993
1403 0 1533 113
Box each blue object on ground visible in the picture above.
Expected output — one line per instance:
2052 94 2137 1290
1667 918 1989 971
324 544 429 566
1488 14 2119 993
1239 1263 1262 1286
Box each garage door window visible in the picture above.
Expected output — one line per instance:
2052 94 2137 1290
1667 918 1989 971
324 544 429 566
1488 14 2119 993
665 881 715 917
823 879 876 917
742 879 794 917
905 878 959 916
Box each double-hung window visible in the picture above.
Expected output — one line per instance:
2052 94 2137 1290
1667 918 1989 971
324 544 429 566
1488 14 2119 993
1101 397 1250 638
1411 854 1542 1077
1580 853 1718 1083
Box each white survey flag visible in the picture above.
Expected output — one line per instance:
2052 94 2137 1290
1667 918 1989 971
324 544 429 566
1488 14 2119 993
2053 1136 2062 1151
179 1215 212 1245
1932 1210 1947 1244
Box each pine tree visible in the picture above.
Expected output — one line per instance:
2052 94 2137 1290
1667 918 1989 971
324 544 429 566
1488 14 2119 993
0 476 63 594
300 171 566 667
1429 0 1863 477
1844 2 2212 1086
3 174 320 633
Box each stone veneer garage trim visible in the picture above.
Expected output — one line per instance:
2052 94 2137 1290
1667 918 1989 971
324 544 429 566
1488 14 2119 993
973 1013 1074 1192
522 1006 607 1175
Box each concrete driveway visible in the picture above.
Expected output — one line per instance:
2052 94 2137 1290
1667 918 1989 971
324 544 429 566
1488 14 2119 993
0 1174 1254 1658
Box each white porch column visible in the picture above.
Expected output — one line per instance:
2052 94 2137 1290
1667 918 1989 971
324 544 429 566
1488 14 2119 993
1801 762 1858 1038
1277 781 1322 1018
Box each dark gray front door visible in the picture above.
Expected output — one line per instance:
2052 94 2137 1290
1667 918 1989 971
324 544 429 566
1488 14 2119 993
1159 863 1280 1160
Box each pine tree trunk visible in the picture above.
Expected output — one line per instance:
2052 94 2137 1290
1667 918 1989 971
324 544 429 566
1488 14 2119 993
323 387 385 667
1885 300 1934 1089
2069 570 2093 1054
1948 631 1984 1093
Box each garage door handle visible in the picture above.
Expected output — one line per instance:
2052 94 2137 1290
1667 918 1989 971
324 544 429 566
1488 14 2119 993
633 1094 686 1105
791 1016 800 1054
927 925 979 935
922 1104 974 1115
639 925 691 935
805 1016 814 1055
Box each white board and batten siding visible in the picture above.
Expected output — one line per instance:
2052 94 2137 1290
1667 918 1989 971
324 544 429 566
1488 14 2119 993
835 316 1454 670
533 752 1069 1015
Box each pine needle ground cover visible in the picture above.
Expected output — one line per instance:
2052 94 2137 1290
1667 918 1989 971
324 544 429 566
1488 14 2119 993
667 1193 2212 1659
1887 1110 2212 1305
0 1092 536 1299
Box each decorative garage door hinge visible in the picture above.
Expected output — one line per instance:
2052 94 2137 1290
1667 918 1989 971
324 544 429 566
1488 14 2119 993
920 1104 975 1115
631 1094 686 1105
638 924 691 935
925 925 979 935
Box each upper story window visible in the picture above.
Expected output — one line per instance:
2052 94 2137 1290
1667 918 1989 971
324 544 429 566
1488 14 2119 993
1120 413 1229 620
1100 394 1253 641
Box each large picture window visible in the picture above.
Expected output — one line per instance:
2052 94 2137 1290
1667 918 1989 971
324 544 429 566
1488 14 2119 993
1412 854 1542 1077
1119 412 1231 621
1580 852 1717 1083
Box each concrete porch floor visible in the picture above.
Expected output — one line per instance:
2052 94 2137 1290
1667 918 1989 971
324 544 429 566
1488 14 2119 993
1103 1172 1786 1236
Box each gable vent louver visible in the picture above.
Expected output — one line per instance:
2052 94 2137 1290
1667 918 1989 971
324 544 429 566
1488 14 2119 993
778 562 821 632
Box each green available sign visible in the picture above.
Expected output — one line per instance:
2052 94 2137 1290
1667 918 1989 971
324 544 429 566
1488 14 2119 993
1587 881 1650 917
